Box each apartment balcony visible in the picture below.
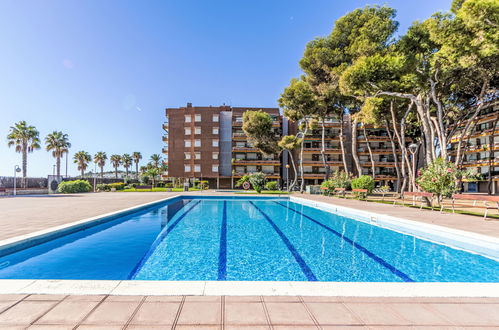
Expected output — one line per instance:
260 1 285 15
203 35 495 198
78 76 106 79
358 148 401 155
233 159 280 166
302 160 344 166
360 161 397 167
303 148 342 154
162 147 168 153
162 123 168 130
303 136 340 141
451 128 499 143
357 135 391 142
449 142 499 155
232 120 281 127
162 135 168 142
301 173 327 179
232 146 259 152
233 172 281 178
462 157 499 167
374 174 397 181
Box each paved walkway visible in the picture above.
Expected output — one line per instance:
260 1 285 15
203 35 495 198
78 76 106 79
0 294 497 329
297 194 499 238
0 192 178 240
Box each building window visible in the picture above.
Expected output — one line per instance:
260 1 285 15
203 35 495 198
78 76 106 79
184 140 191 147
184 127 191 135
212 152 219 160
194 127 201 135
212 127 219 134
212 139 219 147
194 152 201 160
212 165 218 172
195 114 201 122
194 139 201 147
194 164 201 172
213 114 219 122
262 166 274 174
185 115 191 123
184 165 191 172
184 152 191 160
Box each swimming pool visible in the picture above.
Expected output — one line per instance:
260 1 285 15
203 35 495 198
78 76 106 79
0 196 497 282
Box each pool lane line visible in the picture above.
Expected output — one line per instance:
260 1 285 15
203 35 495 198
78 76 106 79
218 201 228 280
248 201 318 282
127 199 201 279
275 201 415 282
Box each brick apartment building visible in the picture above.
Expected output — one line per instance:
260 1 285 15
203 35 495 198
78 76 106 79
162 103 285 189
449 100 499 194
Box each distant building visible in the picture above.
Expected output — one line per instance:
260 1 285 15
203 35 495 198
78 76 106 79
162 103 284 188
449 101 498 194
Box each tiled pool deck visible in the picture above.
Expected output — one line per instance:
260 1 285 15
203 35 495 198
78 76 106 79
0 294 498 329
1 191 498 328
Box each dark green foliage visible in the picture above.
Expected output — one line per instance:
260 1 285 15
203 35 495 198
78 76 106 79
58 180 92 193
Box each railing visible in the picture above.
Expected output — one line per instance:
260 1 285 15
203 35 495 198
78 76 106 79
232 146 258 151
233 159 280 164
303 148 341 152
233 172 280 177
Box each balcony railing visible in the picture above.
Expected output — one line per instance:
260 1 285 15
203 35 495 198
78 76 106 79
233 159 280 165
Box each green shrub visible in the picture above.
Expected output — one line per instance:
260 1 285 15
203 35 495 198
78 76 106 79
235 175 251 188
58 180 92 193
165 183 173 188
265 181 278 191
198 180 209 190
108 182 125 190
249 172 266 193
351 175 375 193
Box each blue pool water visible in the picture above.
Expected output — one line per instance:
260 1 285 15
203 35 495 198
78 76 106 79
0 197 497 282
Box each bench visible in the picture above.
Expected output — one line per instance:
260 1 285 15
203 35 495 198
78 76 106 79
440 194 499 220
349 188 368 200
333 187 346 198
397 191 434 209
135 185 153 191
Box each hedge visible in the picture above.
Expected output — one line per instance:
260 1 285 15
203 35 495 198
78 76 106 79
57 180 92 193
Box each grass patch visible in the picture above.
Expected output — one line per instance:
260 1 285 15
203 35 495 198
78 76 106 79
234 190 289 195
123 187 202 192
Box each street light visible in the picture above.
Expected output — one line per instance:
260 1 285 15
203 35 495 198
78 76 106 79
13 165 21 196
285 164 290 192
408 143 418 191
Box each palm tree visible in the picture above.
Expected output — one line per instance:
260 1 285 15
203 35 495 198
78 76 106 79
73 151 91 177
110 154 122 178
93 152 107 178
45 131 71 178
150 154 162 168
7 121 41 187
132 152 142 178
122 154 132 178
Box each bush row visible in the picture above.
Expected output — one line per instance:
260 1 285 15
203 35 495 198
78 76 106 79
96 182 126 192
57 180 92 193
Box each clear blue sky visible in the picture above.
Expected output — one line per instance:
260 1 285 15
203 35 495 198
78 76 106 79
0 0 451 177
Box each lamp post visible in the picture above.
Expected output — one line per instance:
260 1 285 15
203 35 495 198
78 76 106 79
13 165 21 196
285 164 290 192
408 143 418 191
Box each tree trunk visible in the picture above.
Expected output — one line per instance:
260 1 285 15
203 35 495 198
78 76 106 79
389 101 413 195
100 166 104 179
115 168 118 179
362 126 376 179
125 167 129 178
81 168 84 177
339 114 349 175
135 163 139 179
22 143 27 188
320 117 330 181
385 120 401 193
288 150 298 192
351 118 362 176
56 156 61 178
299 123 309 193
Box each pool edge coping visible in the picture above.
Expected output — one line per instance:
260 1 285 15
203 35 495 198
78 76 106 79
0 193 497 297
0 280 498 297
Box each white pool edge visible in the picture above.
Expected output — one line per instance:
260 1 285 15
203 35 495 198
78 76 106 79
0 193 497 297
0 279 498 297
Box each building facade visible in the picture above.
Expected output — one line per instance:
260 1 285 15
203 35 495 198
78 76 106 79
163 104 283 188
449 101 499 194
